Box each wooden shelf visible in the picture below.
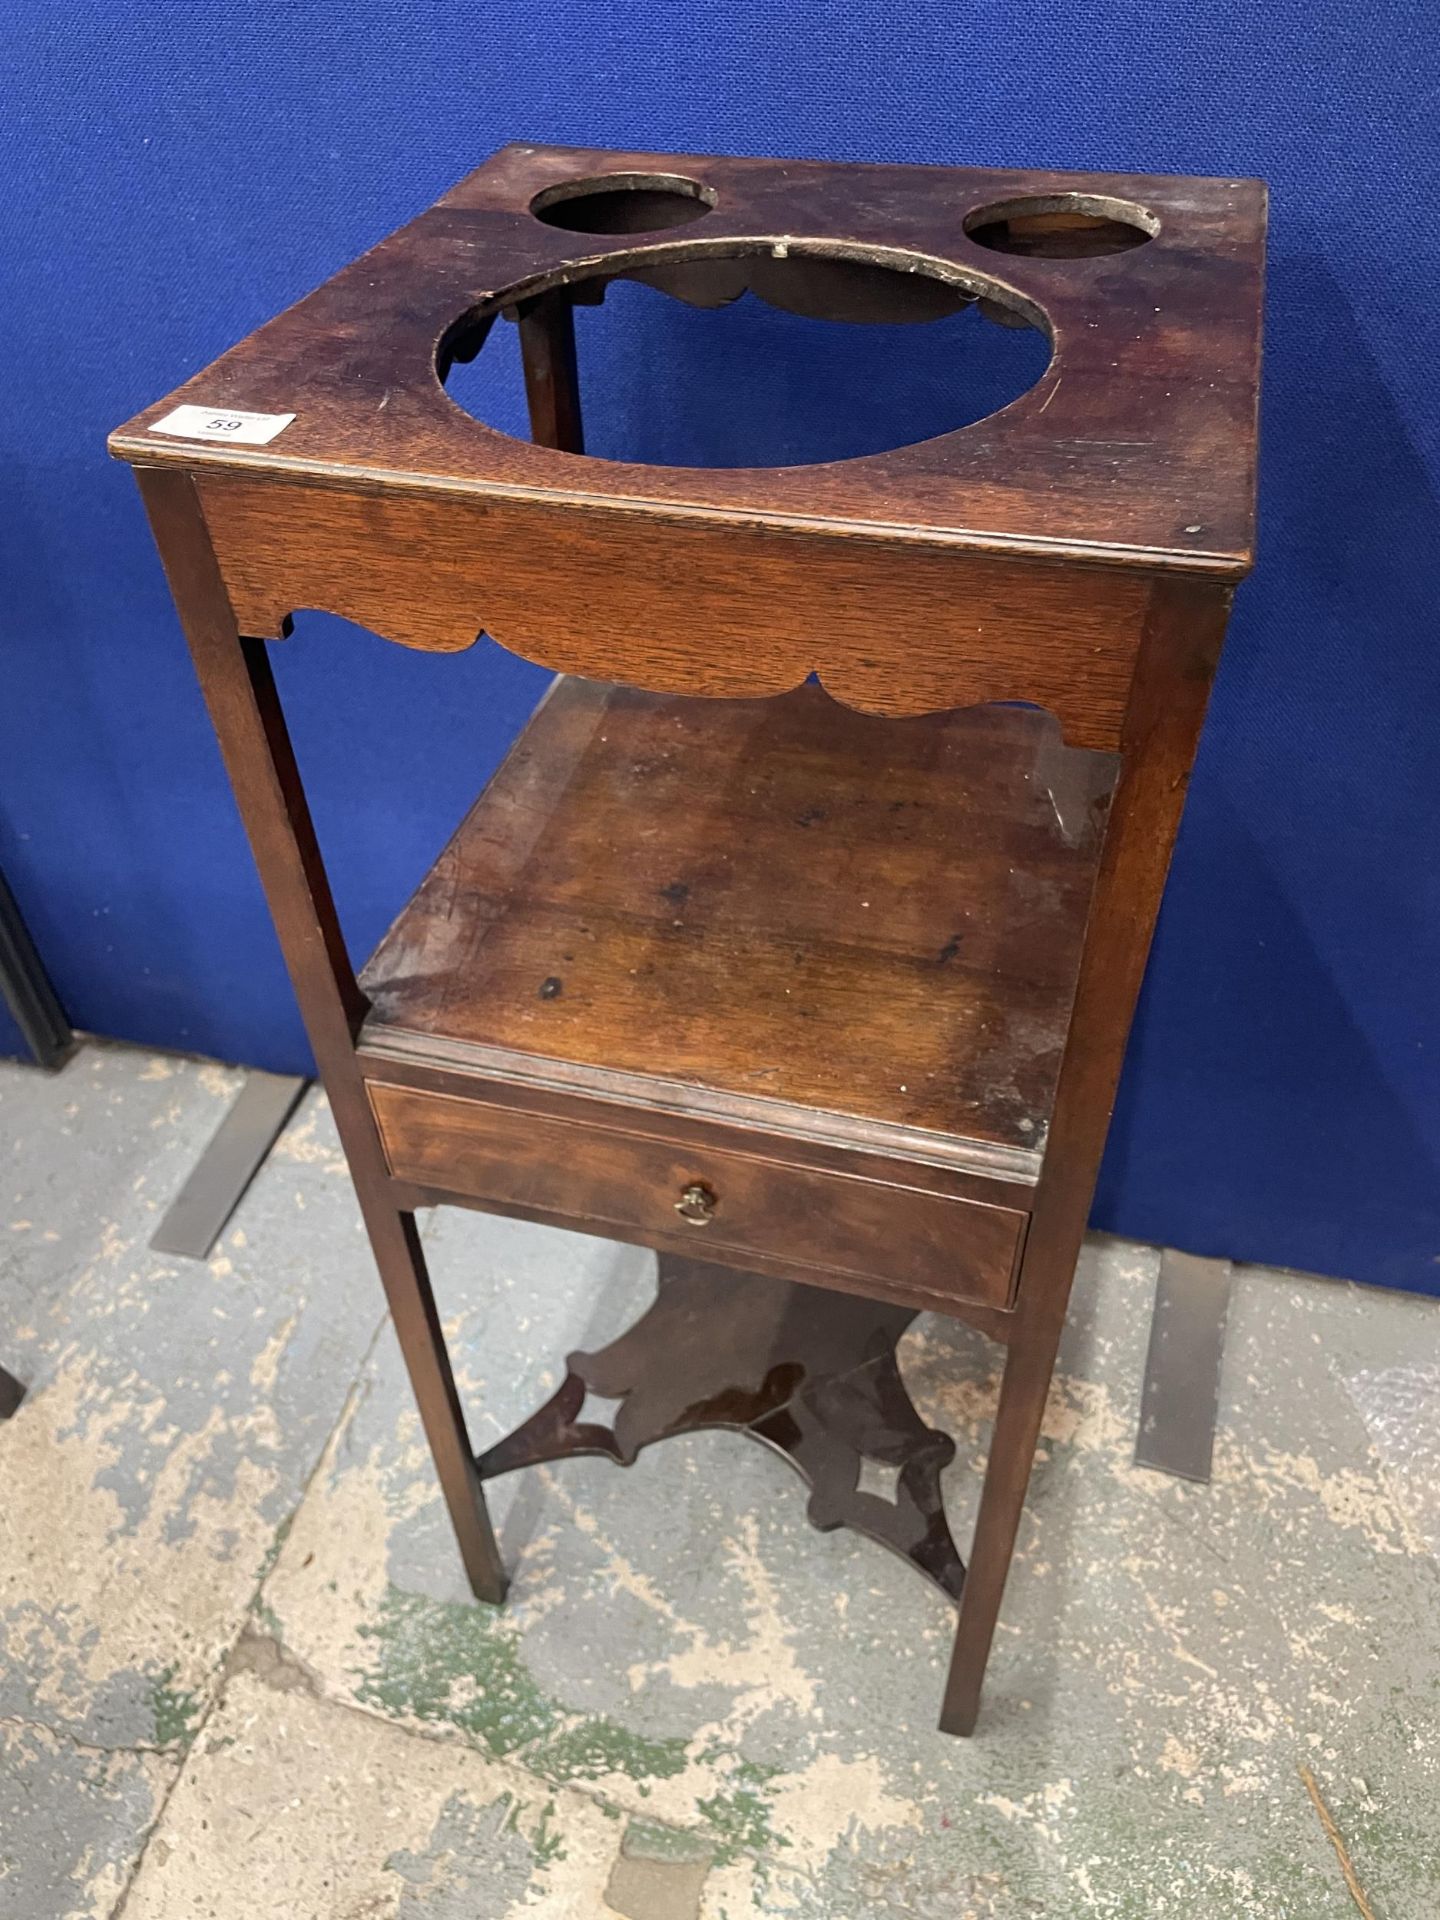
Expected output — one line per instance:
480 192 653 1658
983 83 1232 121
359 677 1113 1178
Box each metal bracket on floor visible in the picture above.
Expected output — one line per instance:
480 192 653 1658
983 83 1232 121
0 866 73 1072
1134 1249 1234 1484
150 1071 309 1261
0 1365 25 1420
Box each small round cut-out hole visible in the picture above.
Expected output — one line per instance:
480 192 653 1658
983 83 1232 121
530 172 716 234
965 193 1158 258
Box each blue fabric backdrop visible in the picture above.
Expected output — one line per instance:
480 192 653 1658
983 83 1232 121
2 5 1437 1294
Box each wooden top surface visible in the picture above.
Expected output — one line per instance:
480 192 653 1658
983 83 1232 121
359 677 1114 1177
112 145 1265 575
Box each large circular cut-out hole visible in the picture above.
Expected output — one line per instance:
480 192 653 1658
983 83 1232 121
530 172 717 234
442 246 1051 468
965 193 1158 258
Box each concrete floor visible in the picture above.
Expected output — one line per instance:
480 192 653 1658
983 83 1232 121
2 1041 1438 1918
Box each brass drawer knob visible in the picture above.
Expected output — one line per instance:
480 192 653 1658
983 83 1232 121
675 1181 717 1227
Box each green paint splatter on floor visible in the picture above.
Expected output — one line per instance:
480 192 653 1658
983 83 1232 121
529 1718 690 1787
355 1586 559 1757
531 1798 566 1867
147 1665 201 1747
353 1583 785 1863
254 1515 292 1589
695 1756 786 1865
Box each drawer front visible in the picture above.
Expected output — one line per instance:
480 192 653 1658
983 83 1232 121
369 1083 1025 1312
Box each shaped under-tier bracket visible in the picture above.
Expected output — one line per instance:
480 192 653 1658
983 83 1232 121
475 1254 966 1604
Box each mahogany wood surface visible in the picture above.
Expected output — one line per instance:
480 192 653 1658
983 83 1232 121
369 1080 1028 1313
515 292 585 455
359 676 1112 1162
200 476 1156 751
116 145 1264 1736
110 145 1265 576
196 476 1151 750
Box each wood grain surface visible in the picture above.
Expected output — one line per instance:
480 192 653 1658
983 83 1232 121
111 145 1265 577
369 1080 1028 1312
359 677 1113 1159
197 472 1152 749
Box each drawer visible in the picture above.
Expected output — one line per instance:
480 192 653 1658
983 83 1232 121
368 1082 1026 1312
